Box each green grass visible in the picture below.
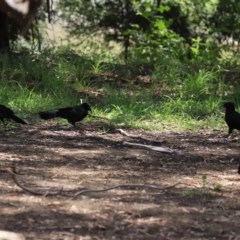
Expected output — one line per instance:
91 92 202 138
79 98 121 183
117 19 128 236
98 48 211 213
0 45 238 132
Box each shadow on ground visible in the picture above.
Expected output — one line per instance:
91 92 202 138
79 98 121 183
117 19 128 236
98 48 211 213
0 123 240 239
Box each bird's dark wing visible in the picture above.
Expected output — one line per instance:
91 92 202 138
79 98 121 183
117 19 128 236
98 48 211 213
56 107 75 118
72 105 88 120
56 105 88 124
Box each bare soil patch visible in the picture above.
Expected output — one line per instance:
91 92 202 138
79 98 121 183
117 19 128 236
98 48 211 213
0 123 240 239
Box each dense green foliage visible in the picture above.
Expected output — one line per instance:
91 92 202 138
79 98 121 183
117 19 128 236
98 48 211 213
0 42 238 131
57 0 240 59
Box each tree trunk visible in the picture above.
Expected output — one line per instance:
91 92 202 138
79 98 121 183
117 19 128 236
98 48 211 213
0 11 10 51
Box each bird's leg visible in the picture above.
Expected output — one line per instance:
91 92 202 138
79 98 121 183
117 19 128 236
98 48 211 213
70 121 79 131
72 122 86 135
69 121 76 129
226 128 233 138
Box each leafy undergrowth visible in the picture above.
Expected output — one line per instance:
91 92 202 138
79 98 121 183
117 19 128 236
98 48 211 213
0 122 240 239
0 50 235 132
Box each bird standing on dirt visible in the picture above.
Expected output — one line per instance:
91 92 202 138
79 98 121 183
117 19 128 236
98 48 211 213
223 102 240 137
0 104 28 126
39 102 91 126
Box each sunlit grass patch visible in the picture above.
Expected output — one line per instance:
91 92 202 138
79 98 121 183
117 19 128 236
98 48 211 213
0 46 236 132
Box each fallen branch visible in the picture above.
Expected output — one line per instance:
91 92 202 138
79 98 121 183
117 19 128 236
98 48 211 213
124 141 182 154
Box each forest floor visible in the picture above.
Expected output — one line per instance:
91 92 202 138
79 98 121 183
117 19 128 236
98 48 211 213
0 122 240 240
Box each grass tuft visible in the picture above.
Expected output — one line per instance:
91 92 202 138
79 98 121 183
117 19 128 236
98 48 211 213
0 45 237 132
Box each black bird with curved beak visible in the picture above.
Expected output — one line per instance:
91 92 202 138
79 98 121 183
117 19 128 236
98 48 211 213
39 102 91 127
223 102 240 137
0 104 28 127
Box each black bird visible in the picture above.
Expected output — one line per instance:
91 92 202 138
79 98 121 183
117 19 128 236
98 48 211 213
39 102 91 126
223 102 240 136
0 104 28 126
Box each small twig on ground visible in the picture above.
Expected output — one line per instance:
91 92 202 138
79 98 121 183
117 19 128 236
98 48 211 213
116 128 133 137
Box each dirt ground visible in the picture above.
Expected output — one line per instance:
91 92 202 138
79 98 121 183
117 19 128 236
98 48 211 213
1 122 240 240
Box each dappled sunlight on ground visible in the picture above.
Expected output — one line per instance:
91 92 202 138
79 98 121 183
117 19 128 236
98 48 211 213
0 123 240 239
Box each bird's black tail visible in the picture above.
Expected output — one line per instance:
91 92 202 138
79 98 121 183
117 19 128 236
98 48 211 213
11 115 28 124
39 111 57 120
